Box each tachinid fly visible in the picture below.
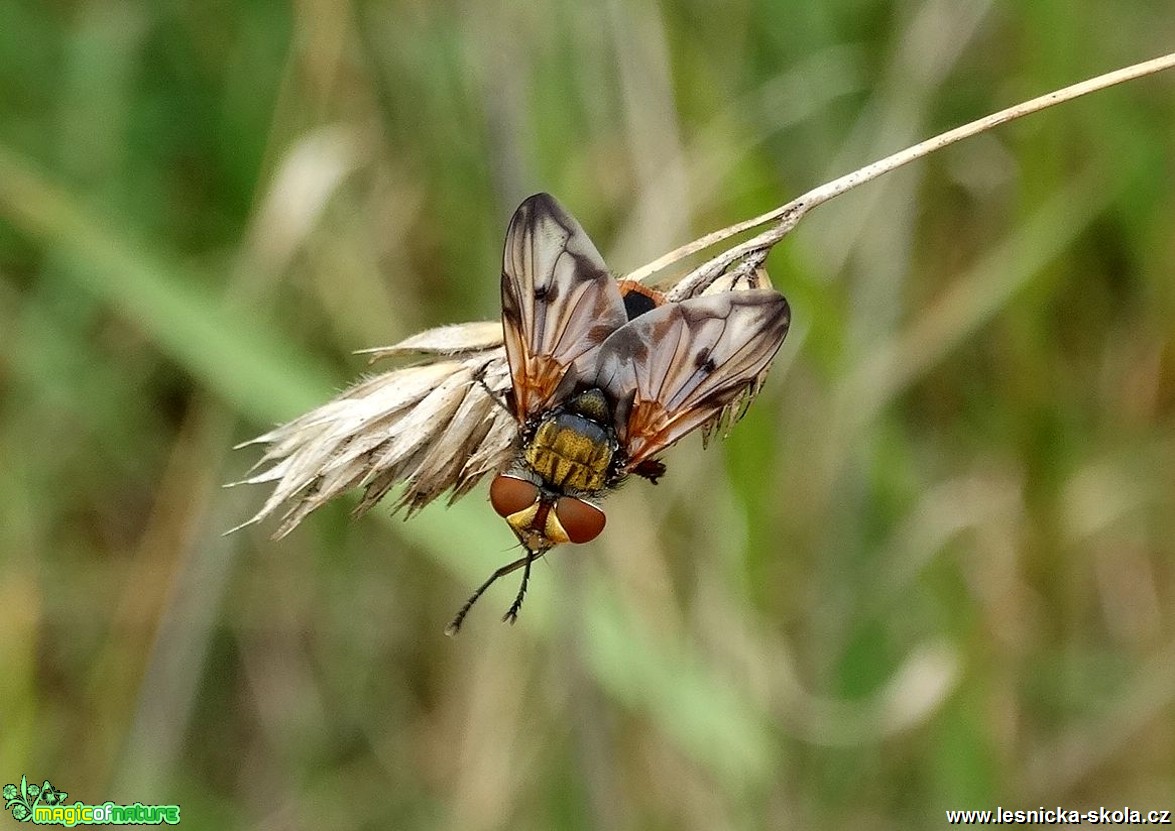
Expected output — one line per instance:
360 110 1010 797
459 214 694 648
233 193 790 633
446 194 790 633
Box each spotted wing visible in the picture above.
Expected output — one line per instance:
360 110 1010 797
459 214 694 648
591 289 790 467
501 193 629 422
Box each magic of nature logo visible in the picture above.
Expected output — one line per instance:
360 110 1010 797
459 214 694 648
3 776 180 826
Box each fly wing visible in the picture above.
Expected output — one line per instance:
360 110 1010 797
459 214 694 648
501 193 628 422
591 289 790 468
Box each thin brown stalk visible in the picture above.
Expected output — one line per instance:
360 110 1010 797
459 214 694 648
626 50 1175 296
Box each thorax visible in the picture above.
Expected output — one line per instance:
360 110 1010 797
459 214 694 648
523 389 617 493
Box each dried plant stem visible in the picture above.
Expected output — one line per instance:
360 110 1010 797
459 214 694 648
627 50 1175 296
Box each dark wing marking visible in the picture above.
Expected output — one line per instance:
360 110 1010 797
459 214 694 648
591 289 790 467
501 193 628 422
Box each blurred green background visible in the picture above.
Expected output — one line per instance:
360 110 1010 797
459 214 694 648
2 1 1174 828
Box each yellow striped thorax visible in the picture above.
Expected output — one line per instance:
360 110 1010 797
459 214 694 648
523 388 616 493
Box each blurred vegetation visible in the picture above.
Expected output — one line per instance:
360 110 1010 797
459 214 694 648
2 1 1174 828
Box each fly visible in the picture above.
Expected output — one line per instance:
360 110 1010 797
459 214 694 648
445 194 790 633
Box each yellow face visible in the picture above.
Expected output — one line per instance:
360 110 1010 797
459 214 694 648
498 497 571 548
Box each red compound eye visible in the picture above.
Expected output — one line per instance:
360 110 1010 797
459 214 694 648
490 475 539 518
554 497 606 544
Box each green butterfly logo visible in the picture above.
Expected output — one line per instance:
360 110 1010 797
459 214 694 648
3 775 68 822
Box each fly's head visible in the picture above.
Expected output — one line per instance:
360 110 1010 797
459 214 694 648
489 468 607 550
